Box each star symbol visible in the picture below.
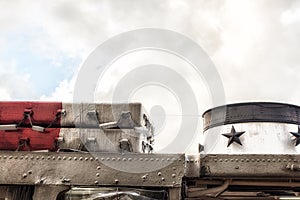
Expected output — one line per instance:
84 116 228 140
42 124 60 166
222 126 245 147
290 125 300 146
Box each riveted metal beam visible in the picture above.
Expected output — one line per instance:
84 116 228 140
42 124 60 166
201 154 300 177
0 152 184 188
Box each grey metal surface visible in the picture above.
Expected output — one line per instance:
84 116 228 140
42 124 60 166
61 103 142 127
203 102 300 131
185 154 200 177
59 128 142 153
201 154 300 177
0 152 184 187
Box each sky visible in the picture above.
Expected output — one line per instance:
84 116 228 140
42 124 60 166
1 0 300 153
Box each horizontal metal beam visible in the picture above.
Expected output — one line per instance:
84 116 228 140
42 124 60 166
201 154 300 177
0 152 184 187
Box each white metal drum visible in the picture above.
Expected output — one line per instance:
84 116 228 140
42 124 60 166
202 102 300 154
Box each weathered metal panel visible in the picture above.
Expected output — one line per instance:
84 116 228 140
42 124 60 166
0 102 143 128
0 152 184 187
201 154 300 177
61 103 142 127
59 128 142 153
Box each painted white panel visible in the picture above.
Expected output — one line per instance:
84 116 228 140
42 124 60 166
203 122 300 154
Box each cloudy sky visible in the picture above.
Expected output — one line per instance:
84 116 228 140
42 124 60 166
1 0 300 152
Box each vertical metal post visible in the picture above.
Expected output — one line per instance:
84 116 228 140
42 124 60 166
169 187 181 200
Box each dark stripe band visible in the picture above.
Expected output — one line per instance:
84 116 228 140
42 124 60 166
202 102 300 131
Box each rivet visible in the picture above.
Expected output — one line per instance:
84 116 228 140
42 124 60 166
156 158 160 161
3 156 7 159
97 166 101 170
145 158 148 161
224 159 228 162
172 181 176 185
111 158 116 161
241 159 244 162
172 174 176 178
272 159 276 162
235 166 239 169
96 173 100 177
28 170 32 174
40 177 46 183
214 159 218 162
85 157 89 161
219 159 223 162
30 156 34 160
52 156 55 160
117 158 121 161
251 159 255 162
47 156 51 160
20 156 24 160
278 159 281 162
62 156 66 160
79 157 83 161
161 177 165 181
150 158 154 161
158 172 162 176
294 159 297 162
246 159 250 162
128 158 132 161
74 157 77 160
57 156 61 160
62 178 70 183
36 156 39 160
22 173 27 178
68 157 72 160
9 156 13 159
178 158 182 162
267 159 271 162
41 156 44 160
95 157 99 161
101 158 105 161
172 167 176 170
94 181 98 184
90 157 94 161
161 158 164 161
115 179 119 184
142 175 147 180
256 159 260 162
123 158 127 161
140 158 143 161
262 159 265 162
25 156 28 159
167 158 170 161
235 159 239 162
283 159 287 162
230 159 234 162
106 158 110 161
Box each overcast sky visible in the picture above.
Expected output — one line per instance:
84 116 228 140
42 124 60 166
1 0 300 152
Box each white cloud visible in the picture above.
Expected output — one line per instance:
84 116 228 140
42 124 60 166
0 60 36 100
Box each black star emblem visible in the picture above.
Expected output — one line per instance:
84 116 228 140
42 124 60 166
222 126 245 147
290 125 300 146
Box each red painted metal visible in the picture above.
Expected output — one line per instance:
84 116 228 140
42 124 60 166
0 102 62 151
0 128 60 151
0 101 62 127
